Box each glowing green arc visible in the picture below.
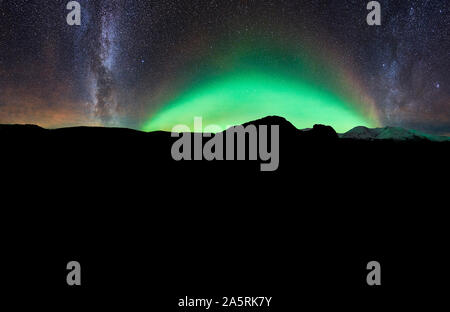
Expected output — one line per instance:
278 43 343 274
142 71 375 133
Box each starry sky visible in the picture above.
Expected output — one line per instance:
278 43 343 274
0 0 448 134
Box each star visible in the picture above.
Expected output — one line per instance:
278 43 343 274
0 0 448 135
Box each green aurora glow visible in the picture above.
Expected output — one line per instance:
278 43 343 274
142 40 378 133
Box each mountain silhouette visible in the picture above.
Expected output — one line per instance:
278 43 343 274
3 117 447 142
1 115 448 297
340 125 450 142
2 115 448 179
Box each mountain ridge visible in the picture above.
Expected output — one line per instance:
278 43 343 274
1 116 449 142
339 125 450 142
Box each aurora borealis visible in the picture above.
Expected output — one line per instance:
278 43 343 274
0 1 449 134
142 43 378 133
143 71 375 133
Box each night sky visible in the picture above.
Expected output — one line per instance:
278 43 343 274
0 0 448 134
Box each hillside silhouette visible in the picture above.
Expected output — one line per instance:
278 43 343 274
2 115 449 177
2 115 448 217
1 116 449 299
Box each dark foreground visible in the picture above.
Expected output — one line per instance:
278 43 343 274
1 116 449 309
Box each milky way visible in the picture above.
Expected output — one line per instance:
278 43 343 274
0 1 448 134
87 0 121 124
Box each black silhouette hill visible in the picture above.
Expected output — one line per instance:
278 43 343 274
340 125 450 142
1 116 448 292
2 115 449 305
1 116 449 177
2 116 448 212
